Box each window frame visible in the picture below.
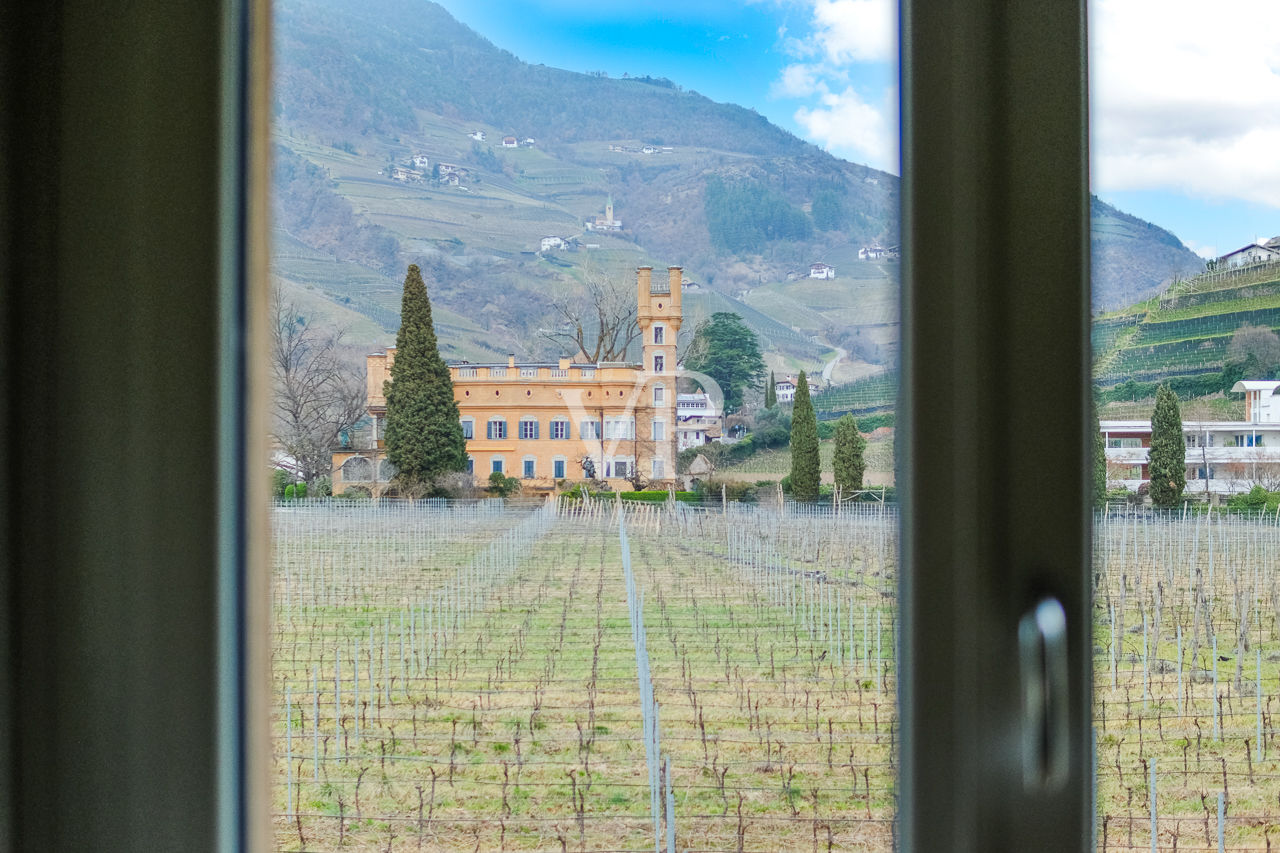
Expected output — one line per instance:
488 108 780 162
487 417 507 440
900 0 1091 848
461 417 475 439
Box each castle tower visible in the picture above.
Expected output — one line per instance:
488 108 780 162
636 266 683 481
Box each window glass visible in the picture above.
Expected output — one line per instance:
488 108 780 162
1090 2 1280 844
267 4 906 851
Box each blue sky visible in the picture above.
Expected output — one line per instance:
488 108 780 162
435 0 1280 260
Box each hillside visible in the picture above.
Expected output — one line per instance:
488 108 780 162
270 0 1208 386
1091 196 1205 310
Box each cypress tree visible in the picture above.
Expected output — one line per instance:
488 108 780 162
789 371 820 501
1147 384 1185 508
1092 398 1107 506
765 370 777 409
384 264 467 492
832 413 866 496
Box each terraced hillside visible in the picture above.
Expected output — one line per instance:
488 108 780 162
1092 265 1280 389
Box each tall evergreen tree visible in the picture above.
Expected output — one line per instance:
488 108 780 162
1092 398 1107 507
384 264 467 492
789 371 820 501
832 413 866 496
1148 384 1185 508
682 312 765 413
765 370 777 409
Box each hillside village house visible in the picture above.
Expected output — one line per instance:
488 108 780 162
333 266 683 496
809 262 836 279
540 236 567 252
775 377 796 403
1217 237 1280 268
502 136 518 148
1102 380 1280 494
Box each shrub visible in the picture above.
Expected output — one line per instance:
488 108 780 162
271 468 290 498
284 483 296 500
296 481 307 500
487 471 521 498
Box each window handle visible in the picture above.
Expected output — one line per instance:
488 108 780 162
1018 597 1069 791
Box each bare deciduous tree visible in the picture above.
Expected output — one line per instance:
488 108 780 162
541 269 639 363
1228 322 1280 376
271 292 368 486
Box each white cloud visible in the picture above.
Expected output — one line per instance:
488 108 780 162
771 62 830 98
1091 0 1280 207
808 0 895 64
794 85 898 173
771 0 898 171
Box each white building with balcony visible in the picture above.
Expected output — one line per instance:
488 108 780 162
675 392 722 450
1102 381 1280 494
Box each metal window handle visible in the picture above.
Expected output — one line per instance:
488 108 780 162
1018 597 1069 791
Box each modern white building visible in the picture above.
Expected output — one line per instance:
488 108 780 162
1101 380 1280 494
675 392 722 450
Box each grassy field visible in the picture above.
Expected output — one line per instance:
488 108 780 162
270 500 1280 851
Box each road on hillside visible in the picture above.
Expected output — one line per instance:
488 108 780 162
822 347 847 384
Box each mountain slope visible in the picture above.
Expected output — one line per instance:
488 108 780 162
270 0 1208 384
1091 196 1205 309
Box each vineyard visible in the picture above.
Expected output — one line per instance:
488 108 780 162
1092 273 1280 389
270 500 1280 851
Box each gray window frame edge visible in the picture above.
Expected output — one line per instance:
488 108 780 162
900 0 1092 850
1 0 271 850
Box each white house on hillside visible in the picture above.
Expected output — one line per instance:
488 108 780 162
1218 238 1280 268
540 236 567 252
809 262 836 279
775 377 796 403
1102 380 1280 494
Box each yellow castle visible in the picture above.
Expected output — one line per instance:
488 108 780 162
332 266 683 495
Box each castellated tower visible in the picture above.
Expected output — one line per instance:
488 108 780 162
635 266 683 483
